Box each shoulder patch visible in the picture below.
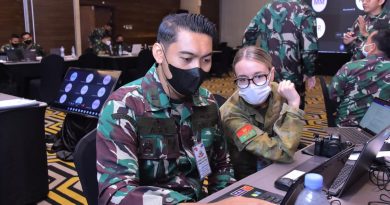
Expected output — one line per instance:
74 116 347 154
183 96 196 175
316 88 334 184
236 124 257 144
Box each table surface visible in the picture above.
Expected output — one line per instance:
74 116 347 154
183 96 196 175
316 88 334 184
200 150 387 204
98 54 137 58
0 56 78 65
0 93 47 107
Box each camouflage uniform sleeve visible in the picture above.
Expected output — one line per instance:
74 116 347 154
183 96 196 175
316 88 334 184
242 8 265 46
222 103 304 163
96 99 191 205
328 64 349 103
207 104 235 194
0 45 5 52
347 19 365 61
300 10 318 77
36 44 45 56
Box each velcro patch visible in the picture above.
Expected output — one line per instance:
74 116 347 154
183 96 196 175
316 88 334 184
236 124 256 144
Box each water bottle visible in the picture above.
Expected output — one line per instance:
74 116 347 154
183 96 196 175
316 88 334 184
118 45 123 56
295 173 329 205
71 46 76 57
60 46 65 58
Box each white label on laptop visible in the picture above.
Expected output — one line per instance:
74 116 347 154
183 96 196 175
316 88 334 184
349 153 360 161
282 170 305 180
377 151 390 158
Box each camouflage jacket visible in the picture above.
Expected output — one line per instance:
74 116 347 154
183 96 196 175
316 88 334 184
243 0 318 86
347 9 390 61
21 43 45 56
220 82 304 180
89 27 107 47
93 42 112 56
0 43 20 53
96 64 234 205
329 54 390 127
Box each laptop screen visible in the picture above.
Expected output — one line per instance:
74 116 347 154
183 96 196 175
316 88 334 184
360 98 390 134
51 67 121 118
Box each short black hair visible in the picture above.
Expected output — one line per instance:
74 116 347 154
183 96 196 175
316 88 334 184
371 29 390 58
11 34 20 39
21 32 31 37
102 34 111 39
157 13 217 48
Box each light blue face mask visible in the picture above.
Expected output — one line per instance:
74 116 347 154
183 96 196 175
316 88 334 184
361 43 374 57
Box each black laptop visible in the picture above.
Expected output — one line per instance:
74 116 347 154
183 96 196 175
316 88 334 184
6 49 24 61
326 98 390 144
51 67 121 118
326 125 390 197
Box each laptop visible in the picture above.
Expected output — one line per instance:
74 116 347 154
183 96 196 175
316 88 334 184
131 44 142 55
326 98 390 144
50 48 61 56
50 67 121 118
6 49 24 61
327 125 390 197
22 49 37 61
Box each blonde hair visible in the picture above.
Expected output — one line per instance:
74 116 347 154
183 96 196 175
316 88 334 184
232 46 272 72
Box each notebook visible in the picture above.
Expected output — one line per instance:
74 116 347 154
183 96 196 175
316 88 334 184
327 125 390 197
326 98 390 144
0 98 39 111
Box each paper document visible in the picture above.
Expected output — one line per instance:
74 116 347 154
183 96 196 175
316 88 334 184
0 99 39 110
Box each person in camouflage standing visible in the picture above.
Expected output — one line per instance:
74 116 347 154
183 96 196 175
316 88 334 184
220 46 304 180
329 29 390 127
89 22 112 48
93 34 113 55
96 13 273 205
0 34 21 53
242 0 318 110
21 32 45 56
343 0 389 61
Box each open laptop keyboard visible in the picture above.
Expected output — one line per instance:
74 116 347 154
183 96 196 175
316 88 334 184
327 127 371 144
328 162 354 195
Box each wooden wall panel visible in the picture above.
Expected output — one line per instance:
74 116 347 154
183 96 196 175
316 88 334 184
33 0 75 55
0 0 24 46
80 0 180 45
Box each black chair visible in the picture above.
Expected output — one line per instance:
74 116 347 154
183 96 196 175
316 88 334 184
74 128 98 205
213 94 227 107
78 52 101 69
319 76 337 127
135 49 155 78
29 54 65 103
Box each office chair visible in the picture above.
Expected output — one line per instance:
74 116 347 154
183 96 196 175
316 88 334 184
78 52 101 69
213 94 227 107
135 49 155 79
319 76 337 127
29 54 65 103
74 128 98 205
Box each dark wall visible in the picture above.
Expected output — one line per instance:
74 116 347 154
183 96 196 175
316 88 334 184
81 0 180 45
0 0 24 46
33 0 75 54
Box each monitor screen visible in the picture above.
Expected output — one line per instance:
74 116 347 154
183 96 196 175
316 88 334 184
305 0 390 53
360 98 390 134
51 67 121 118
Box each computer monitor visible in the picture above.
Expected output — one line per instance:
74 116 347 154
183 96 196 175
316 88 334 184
51 67 121 118
360 98 390 135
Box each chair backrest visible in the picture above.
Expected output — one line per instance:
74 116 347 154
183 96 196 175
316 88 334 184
213 94 227 107
74 128 98 205
40 54 65 103
136 49 155 78
78 52 101 69
319 76 337 127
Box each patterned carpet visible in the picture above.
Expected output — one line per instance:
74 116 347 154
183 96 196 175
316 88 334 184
38 74 330 204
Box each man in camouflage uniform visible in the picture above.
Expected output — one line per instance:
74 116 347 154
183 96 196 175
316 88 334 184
242 0 318 110
96 14 272 205
343 0 389 61
93 34 113 56
89 23 112 48
21 32 45 56
329 29 390 127
0 34 21 53
220 46 304 180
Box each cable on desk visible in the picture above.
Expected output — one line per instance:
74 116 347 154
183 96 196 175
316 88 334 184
368 161 390 204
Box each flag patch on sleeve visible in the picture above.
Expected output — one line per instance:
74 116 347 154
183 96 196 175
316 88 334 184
236 124 256 143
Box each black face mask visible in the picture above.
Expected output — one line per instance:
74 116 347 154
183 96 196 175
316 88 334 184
24 40 32 45
166 63 207 97
11 43 19 48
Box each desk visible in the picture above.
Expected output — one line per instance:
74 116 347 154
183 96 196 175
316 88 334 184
0 93 48 204
1 58 78 98
200 150 387 204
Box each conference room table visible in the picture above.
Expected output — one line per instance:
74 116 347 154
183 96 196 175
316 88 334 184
199 147 388 205
0 57 78 98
